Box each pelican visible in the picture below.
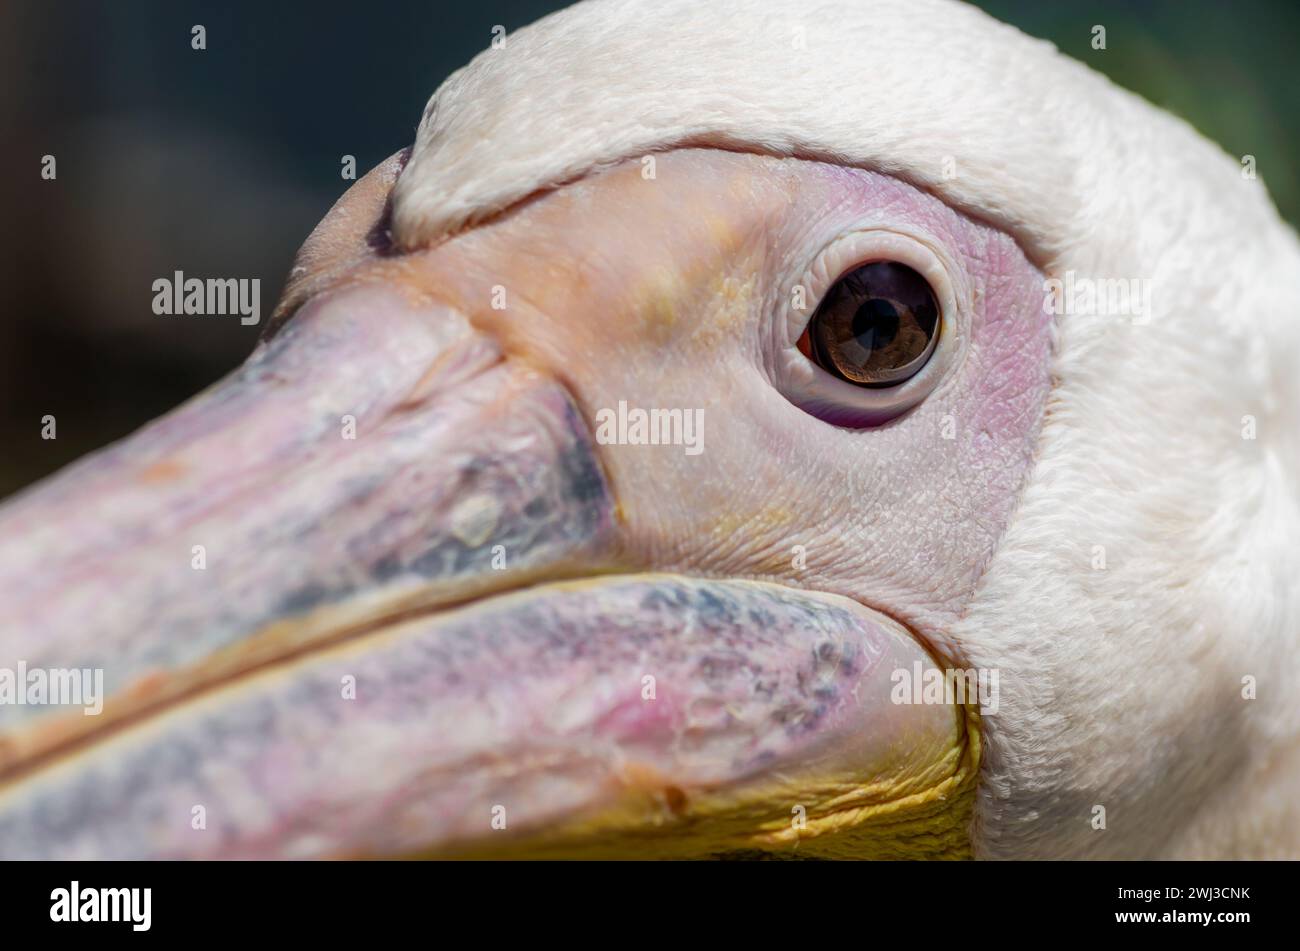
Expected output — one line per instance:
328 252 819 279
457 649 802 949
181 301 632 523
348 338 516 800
0 0 1296 860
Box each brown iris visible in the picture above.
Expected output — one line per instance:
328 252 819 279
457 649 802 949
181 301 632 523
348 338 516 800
797 261 940 387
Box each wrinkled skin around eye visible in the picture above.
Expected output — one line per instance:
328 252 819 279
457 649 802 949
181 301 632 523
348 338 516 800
309 147 1054 662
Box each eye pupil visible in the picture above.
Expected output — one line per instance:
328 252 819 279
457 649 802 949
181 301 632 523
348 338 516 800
851 298 900 351
802 261 940 387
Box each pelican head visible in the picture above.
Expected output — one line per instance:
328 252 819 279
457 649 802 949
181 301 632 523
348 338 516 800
1 0 1297 859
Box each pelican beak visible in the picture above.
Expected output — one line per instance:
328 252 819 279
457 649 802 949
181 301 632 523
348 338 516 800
0 151 983 859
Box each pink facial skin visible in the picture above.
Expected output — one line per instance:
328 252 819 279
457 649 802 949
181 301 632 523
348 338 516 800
417 149 1055 661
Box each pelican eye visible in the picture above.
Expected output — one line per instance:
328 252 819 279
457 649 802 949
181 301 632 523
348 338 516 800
797 261 940 387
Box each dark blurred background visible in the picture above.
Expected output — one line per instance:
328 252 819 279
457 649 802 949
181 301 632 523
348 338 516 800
1 0 1297 499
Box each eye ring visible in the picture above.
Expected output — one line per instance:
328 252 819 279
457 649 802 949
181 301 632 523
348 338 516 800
777 230 969 427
